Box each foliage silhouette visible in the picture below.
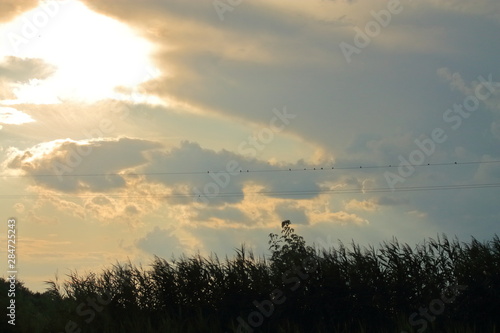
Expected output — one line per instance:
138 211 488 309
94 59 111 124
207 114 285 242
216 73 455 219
1 222 499 332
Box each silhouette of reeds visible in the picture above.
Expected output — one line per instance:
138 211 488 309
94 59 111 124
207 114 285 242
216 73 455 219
2 223 499 332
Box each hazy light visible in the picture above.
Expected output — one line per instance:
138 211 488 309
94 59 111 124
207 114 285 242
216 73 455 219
0 0 159 104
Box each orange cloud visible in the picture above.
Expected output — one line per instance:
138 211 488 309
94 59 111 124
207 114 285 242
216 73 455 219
0 0 38 22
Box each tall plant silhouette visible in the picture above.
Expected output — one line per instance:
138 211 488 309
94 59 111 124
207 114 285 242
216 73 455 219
9 223 499 333
268 220 315 273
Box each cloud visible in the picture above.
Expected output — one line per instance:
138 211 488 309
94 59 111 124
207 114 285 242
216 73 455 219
0 106 34 125
39 193 86 219
83 194 146 226
143 141 339 206
78 0 351 137
437 67 470 94
194 205 253 227
13 202 25 213
491 121 500 139
0 0 38 22
375 196 409 206
0 56 56 81
472 155 500 182
425 0 500 20
311 210 369 226
136 226 185 259
274 201 309 224
25 210 59 225
407 210 428 219
344 199 378 212
4 137 162 192
0 56 57 100
73 0 499 168
438 67 500 112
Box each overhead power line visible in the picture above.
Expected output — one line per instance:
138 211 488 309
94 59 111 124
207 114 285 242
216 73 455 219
0 182 499 199
1 160 499 178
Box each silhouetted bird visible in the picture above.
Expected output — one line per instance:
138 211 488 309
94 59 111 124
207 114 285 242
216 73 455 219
281 220 290 228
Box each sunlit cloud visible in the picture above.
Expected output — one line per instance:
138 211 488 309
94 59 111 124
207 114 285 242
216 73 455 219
0 106 35 126
344 199 378 212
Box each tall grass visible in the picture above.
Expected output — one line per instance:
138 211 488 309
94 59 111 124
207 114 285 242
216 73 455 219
2 223 499 333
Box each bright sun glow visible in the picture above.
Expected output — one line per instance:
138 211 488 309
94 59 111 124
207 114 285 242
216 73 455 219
0 0 159 104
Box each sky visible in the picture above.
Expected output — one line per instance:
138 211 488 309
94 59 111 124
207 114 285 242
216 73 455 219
0 0 499 293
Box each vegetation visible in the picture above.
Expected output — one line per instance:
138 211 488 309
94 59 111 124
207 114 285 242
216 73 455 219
1 221 499 332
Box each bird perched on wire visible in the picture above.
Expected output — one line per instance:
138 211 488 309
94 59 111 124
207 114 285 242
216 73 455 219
281 220 290 228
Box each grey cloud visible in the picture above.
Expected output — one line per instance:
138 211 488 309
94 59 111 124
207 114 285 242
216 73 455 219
142 141 338 206
491 122 500 139
375 196 409 206
5 137 162 192
194 206 252 226
275 201 309 225
0 56 56 100
136 226 184 259
473 157 500 182
189 226 273 257
76 0 500 165
0 56 56 82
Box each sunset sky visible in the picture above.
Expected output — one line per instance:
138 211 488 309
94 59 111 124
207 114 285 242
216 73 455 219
1 0 499 292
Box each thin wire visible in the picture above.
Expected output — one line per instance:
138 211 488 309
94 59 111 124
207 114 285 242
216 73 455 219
1 160 499 178
0 182 498 199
